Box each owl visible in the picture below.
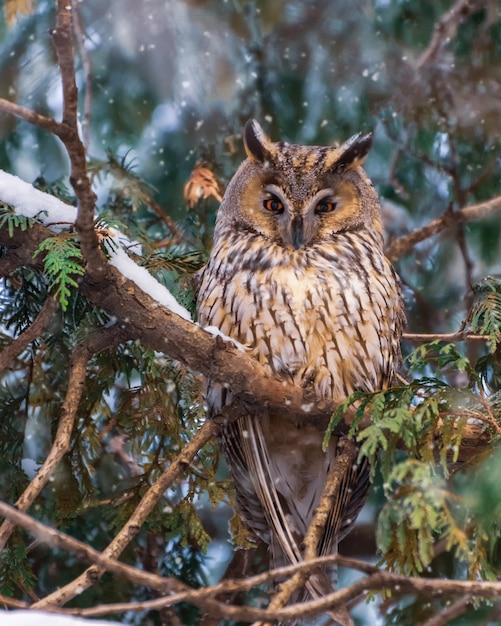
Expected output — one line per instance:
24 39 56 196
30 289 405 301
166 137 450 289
196 120 405 624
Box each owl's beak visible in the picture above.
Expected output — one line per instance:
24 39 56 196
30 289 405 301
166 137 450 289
291 215 304 250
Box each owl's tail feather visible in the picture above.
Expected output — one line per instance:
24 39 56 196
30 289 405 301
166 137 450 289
226 417 362 625
303 568 354 626
270 540 353 626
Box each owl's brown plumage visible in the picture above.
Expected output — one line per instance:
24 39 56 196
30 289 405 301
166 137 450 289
196 120 405 621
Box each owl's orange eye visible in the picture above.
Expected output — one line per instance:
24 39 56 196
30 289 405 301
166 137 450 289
263 197 284 213
315 200 337 214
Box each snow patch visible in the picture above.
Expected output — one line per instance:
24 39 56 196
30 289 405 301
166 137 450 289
0 611 126 625
108 246 192 321
0 170 76 230
204 326 246 351
0 169 192 322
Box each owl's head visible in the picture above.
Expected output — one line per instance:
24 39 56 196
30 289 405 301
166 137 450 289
215 119 384 249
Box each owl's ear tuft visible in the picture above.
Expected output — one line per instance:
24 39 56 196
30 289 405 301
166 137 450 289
243 119 272 162
335 132 373 171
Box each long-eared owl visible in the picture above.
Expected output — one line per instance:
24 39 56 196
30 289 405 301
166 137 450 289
196 120 405 620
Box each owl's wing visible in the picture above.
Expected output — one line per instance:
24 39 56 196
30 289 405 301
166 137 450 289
222 411 370 563
223 415 362 626
221 416 303 564
319 454 371 555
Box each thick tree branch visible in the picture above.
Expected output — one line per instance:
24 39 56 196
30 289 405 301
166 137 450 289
0 211 336 425
0 220 494 464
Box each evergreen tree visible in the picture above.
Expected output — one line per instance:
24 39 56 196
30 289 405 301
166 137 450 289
0 1 500 624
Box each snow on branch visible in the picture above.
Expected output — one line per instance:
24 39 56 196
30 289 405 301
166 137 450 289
0 169 192 322
108 246 192 321
0 170 76 228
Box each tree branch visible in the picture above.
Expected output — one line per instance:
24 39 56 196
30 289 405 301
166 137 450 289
32 419 218 608
51 0 106 281
0 593 29 609
422 596 473 626
417 0 488 68
0 218 494 466
72 3 92 150
385 195 501 262
3 497 500 624
0 98 61 135
0 501 369 622
0 326 124 551
402 331 493 342
0 296 59 373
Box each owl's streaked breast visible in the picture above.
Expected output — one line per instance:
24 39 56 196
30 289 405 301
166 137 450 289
198 229 402 403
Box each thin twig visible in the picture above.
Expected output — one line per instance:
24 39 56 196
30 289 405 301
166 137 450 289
146 194 191 247
33 566 501 623
0 98 61 134
0 296 59 373
72 3 92 150
402 331 492 342
0 593 29 609
0 326 123 551
2 500 498 624
421 595 472 626
385 195 501 262
417 0 487 68
32 419 218 608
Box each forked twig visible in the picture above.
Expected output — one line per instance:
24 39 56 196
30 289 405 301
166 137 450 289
0 296 59 373
0 326 123 551
31 419 218 608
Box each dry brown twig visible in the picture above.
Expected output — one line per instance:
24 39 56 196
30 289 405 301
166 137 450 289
385 195 501 262
3 500 501 624
0 296 59 373
421 596 473 626
0 97 61 134
0 326 124 552
31 419 218 609
0 592 29 610
416 0 489 69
